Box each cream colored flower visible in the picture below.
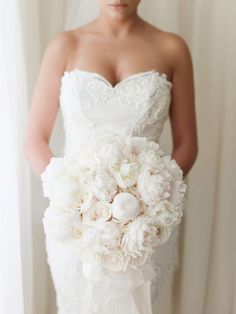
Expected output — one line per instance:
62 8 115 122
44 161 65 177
121 216 169 260
110 158 140 189
112 192 140 221
83 221 121 254
146 200 182 228
82 200 112 225
137 167 172 206
92 170 117 202
42 206 82 242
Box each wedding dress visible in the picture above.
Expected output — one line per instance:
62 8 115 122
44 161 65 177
43 68 180 314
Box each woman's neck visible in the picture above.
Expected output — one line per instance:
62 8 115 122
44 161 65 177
95 12 144 38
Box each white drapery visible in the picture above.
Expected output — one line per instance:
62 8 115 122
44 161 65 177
1 0 235 313
0 1 32 314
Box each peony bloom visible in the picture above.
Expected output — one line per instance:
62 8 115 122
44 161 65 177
110 157 140 189
40 132 187 272
42 206 82 242
92 170 117 202
121 216 161 258
112 192 140 221
146 200 182 228
83 221 121 254
137 167 173 206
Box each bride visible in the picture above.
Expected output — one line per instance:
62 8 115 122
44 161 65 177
24 0 198 313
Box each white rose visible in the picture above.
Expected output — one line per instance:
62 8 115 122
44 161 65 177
112 192 140 221
77 189 97 213
83 221 121 254
137 167 173 206
82 200 112 225
146 200 182 228
92 170 117 202
42 206 82 242
121 216 159 258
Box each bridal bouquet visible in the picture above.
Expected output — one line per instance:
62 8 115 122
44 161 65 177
41 131 187 273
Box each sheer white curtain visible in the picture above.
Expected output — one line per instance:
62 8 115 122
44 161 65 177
1 1 235 314
0 1 32 314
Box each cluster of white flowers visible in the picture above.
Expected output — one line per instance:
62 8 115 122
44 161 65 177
41 131 187 272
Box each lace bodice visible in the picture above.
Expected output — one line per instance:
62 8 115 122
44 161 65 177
59 68 172 155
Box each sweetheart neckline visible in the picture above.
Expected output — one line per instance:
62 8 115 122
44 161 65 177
62 68 173 89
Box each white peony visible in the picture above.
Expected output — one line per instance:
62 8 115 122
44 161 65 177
41 157 67 199
90 131 126 168
82 200 112 225
146 200 182 228
162 155 183 179
128 136 149 155
168 179 187 211
40 132 187 273
41 156 94 209
146 141 164 156
138 150 165 171
112 192 140 221
121 216 160 258
92 170 117 202
42 206 82 242
110 157 140 189
137 167 173 206
83 221 121 254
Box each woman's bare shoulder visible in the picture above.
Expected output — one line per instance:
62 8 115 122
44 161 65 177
47 30 78 52
155 29 192 62
48 22 96 50
149 25 189 52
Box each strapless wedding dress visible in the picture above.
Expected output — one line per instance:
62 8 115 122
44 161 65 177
43 68 180 314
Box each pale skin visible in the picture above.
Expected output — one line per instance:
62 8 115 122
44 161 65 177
24 0 198 179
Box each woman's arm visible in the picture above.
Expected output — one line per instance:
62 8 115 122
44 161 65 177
23 31 73 177
167 34 198 178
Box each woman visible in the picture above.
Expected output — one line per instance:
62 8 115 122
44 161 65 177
24 0 198 313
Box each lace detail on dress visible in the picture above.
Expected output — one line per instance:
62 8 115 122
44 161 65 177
59 69 172 155
150 226 180 310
